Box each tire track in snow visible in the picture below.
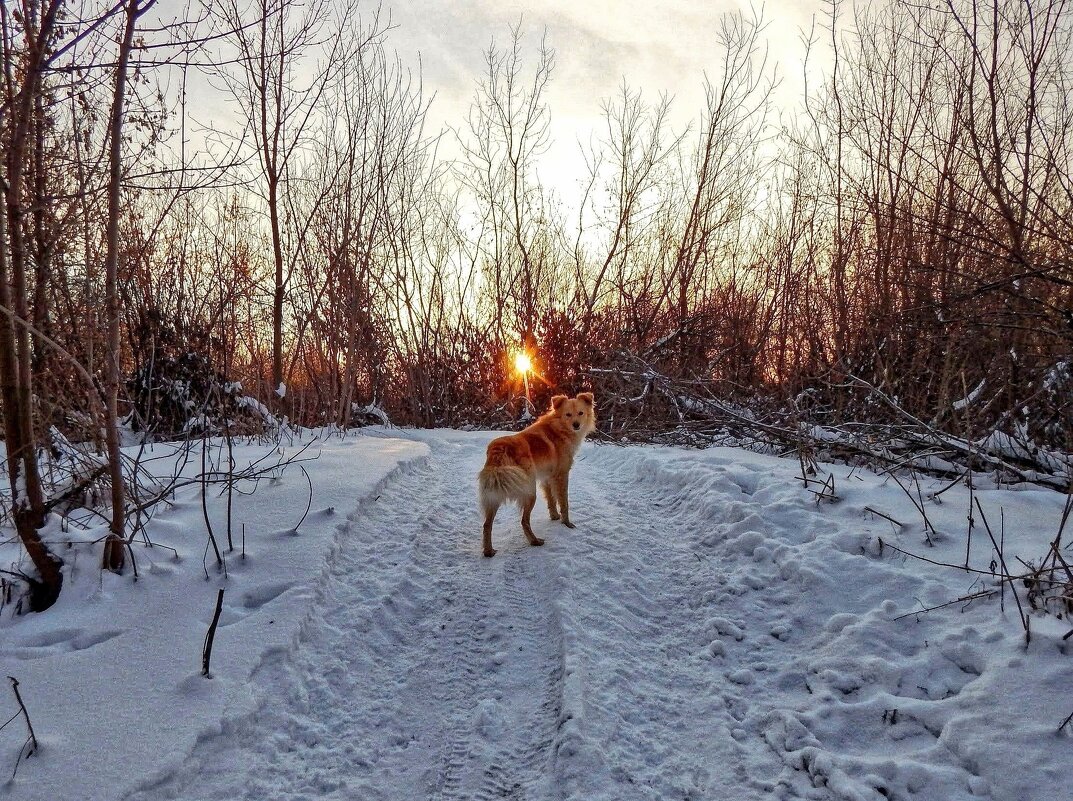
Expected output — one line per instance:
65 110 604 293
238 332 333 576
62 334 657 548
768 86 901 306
430 548 564 801
126 439 564 801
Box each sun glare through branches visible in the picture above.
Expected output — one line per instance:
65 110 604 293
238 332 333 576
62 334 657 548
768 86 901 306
513 351 533 377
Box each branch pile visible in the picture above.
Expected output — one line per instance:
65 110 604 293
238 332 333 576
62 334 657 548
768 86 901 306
585 351 1073 490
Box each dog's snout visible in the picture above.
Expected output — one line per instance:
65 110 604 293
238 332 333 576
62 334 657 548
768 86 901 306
572 422 581 430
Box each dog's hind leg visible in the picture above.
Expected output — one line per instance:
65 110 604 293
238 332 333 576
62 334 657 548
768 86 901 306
554 472 575 528
482 502 499 557
541 481 560 520
520 493 544 547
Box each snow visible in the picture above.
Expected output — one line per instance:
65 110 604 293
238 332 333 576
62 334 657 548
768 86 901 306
0 430 426 801
236 394 276 428
1043 360 1070 391
976 429 1072 473
952 380 985 411
2 429 1071 801
352 402 391 426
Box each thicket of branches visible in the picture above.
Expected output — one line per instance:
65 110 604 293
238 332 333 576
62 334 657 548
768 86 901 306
2 0 1072 606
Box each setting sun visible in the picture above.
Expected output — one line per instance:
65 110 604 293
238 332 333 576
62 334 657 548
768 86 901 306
513 351 532 375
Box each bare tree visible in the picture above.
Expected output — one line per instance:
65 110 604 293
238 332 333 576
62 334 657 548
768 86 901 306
574 82 679 336
208 0 363 402
101 0 157 571
458 24 557 344
0 0 64 609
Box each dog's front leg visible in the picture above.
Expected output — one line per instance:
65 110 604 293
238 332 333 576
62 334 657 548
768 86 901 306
555 472 575 528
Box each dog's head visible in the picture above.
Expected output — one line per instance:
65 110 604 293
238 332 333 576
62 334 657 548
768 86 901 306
550 392 596 435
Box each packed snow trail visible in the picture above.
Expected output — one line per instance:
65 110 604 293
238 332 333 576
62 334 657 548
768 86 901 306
127 433 1015 800
128 434 569 801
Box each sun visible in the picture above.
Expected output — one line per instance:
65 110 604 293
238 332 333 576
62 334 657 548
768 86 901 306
513 351 533 375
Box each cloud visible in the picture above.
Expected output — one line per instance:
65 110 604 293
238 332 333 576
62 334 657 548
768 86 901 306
385 0 821 135
379 1 822 199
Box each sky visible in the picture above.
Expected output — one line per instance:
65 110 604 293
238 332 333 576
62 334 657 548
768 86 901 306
379 0 826 198
144 0 829 204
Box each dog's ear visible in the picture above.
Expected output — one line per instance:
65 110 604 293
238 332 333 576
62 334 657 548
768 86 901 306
577 392 594 406
551 394 568 411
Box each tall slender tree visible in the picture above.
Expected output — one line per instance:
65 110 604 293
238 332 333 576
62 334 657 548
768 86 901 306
0 0 64 610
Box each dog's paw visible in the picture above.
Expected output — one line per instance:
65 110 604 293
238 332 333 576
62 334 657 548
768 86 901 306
549 511 560 520
530 537 545 546
561 519 576 529
483 547 497 558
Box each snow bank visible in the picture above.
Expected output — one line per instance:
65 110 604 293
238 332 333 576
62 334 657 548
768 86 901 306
550 444 1070 800
0 430 427 801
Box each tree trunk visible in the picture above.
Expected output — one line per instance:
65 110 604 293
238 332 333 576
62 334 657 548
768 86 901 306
0 245 61 609
269 175 285 397
101 0 148 572
0 0 63 609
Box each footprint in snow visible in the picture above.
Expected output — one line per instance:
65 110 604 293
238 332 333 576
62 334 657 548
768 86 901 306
728 668 756 685
5 628 122 659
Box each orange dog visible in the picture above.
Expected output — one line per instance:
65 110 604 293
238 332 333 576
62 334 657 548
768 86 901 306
478 392 596 557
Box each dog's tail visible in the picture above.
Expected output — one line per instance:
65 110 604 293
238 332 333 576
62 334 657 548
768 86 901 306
478 443 532 507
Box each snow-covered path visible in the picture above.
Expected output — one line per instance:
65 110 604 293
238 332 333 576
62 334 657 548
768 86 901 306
129 435 570 800
119 432 1070 801
132 436 788 800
